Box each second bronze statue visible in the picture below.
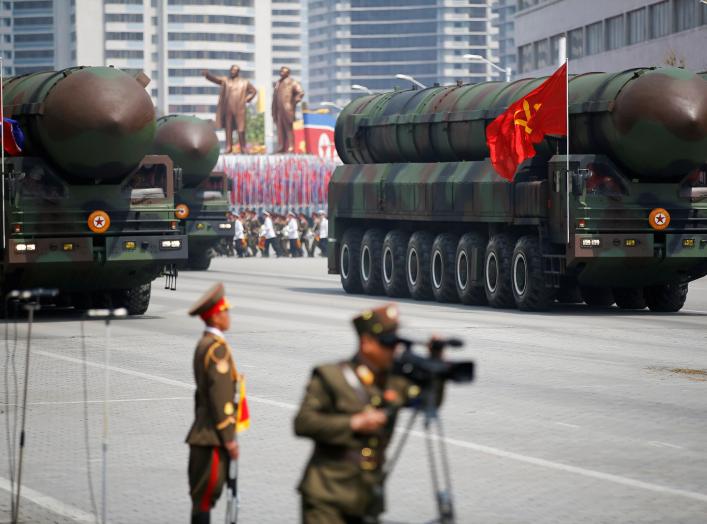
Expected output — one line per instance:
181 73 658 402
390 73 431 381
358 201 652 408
272 66 305 154
203 65 257 154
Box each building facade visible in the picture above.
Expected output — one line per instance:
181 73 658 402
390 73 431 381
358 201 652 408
307 0 497 108
515 0 707 77
491 0 516 81
1 0 306 149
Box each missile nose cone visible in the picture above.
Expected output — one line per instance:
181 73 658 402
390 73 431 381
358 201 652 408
153 115 220 186
614 68 707 141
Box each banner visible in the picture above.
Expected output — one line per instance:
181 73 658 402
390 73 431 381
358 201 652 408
216 154 337 213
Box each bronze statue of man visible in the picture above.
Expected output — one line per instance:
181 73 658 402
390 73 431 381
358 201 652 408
271 66 304 154
203 65 257 154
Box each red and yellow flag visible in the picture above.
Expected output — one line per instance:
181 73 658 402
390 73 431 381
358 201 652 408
486 63 567 181
236 376 250 433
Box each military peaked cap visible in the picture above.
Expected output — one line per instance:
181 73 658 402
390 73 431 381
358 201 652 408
353 304 400 342
188 282 231 321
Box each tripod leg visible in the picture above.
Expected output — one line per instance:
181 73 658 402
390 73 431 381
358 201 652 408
14 304 37 524
382 408 419 480
429 417 455 524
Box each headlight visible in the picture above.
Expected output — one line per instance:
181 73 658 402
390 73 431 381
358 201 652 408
580 238 601 248
124 241 137 250
15 243 36 252
160 239 182 250
218 223 232 230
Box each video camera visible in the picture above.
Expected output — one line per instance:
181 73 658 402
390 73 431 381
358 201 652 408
389 336 474 387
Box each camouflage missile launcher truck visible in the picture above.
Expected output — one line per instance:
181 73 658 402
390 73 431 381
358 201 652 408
152 115 233 271
328 67 707 312
1 66 187 314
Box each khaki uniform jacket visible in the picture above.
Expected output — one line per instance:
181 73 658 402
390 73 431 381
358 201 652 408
294 361 418 517
186 333 238 447
272 76 304 127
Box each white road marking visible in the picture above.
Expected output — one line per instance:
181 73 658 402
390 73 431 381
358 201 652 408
0 397 191 406
648 441 685 450
0 477 96 523
34 349 707 505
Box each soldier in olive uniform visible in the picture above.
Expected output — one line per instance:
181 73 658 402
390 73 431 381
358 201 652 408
294 304 434 524
186 283 240 524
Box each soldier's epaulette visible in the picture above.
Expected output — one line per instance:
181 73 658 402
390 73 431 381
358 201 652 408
204 339 238 380
203 339 225 368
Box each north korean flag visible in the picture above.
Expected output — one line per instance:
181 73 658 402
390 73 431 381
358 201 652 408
303 112 338 161
2 117 24 156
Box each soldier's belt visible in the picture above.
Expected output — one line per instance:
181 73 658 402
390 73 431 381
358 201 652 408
315 444 383 471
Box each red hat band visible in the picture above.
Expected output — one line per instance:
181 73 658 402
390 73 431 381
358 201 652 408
200 297 231 321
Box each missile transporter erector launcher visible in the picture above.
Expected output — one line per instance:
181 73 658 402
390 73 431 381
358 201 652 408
328 67 707 312
1 66 187 314
152 115 233 271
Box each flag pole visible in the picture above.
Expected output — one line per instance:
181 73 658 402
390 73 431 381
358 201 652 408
1 56 5 250
565 58 570 245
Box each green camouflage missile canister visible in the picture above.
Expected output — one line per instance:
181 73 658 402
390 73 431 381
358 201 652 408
328 67 707 313
1 66 155 181
336 67 707 179
152 115 220 188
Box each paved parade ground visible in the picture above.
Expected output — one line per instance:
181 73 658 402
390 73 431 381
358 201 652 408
2 257 707 523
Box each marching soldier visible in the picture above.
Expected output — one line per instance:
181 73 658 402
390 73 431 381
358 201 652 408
186 283 239 524
294 304 438 524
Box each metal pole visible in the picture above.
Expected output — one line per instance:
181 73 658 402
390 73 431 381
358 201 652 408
13 302 38 524
505 66 511 83
565 58 570 245
102 317 111 524
1 56 6 250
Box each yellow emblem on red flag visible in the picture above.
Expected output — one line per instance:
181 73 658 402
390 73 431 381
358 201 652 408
236 376 250 433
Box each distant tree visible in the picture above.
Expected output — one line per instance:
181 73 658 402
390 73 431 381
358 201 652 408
664 50 686 68
246 106 264 147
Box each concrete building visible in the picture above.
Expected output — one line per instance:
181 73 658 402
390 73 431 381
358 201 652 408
307 0 497 108
491 0 516 80
515 0 707 77
1 0 307 150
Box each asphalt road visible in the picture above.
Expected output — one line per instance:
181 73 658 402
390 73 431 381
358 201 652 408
2 257 707 524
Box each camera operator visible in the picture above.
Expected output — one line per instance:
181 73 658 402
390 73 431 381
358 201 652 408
293 304 443 524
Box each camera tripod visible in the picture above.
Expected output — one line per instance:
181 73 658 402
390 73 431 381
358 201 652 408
384 380 456 524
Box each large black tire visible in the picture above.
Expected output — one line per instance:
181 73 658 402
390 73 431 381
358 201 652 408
484 233 515 308
340 228 364 294
581 287 615 308
360 229 385 295
431 233 459 303
455 233 487 306
115 283 151 316
613 288 647 310
406 231 434 300
189 251 212 271
645 283 688 312
382 230 410 298
511 235 552 311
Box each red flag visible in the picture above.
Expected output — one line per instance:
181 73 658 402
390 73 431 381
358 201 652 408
486 63 567 181
236 376 250 433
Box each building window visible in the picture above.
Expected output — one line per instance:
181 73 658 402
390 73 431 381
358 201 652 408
674 0 696 32
105 50 144 59
585 22 602 55
605 15 624 51
534 39 549 68
568 28 583 59
649 1 670 39
627 8 647 45
518 43 533 73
